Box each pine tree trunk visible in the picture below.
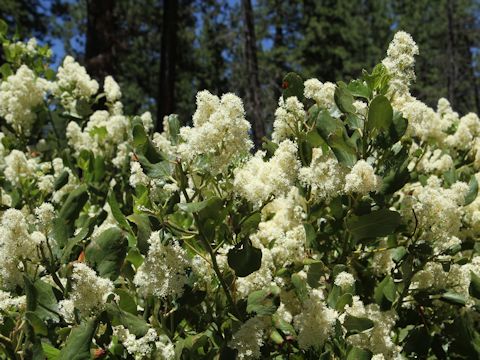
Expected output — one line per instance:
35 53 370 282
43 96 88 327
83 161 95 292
446 0 457 108
85 0 115 80
242 0 265 148
157 0 178 131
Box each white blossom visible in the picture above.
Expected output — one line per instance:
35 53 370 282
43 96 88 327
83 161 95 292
229 316 268 360
334 272 355 289
0 65 48 135
293 289 338 350
53 56 99 112
104 76 122 103
382 31 419 98
178 91 253 174
233 139 300 206
58 263 114 321
344 160 382 195
272 96 305 143
133 232 190 298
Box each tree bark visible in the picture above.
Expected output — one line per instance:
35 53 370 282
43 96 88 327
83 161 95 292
446 0 457 108
157 0 178 131
85 0 116 80
242 0 265 148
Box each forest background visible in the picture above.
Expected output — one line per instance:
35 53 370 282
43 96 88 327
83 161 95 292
2 0 480 145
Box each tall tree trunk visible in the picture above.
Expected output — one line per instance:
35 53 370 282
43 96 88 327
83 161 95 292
157 0 178 131
242 0 265 147
85 0 115 80
446 0 457 108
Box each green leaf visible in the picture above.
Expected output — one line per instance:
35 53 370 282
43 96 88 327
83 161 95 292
132 123 163 163
0 19 7 35
469 272 480 299
59 319 97 360
316 110 357 167
25 311 48 336
390 111 408 142
292 273 308 302
93 155 105 182
246 285 281 316
374 275 396 310
347 79 371 99
363 64 390 93
282 72 304 101
343 315 374 336
127 213 151 253
334 82 356 113
178 196 225 228
336 293 353 312
132 122 148 147
54 171 69 191
403 326 432 358
304 223 317 249
53 185 89 247
116 289 137 315
239 212 261 238
345 113 363 130
227 241 262 277
177 197 218 213
167 114 180 144
464 176 478 205
24 277 60 322
367 95 393 133
105 304 149 337
126 248 144 269
346 209 402 241
144 160 171 179
307 261 327 288
58 185 89 221
42 343 60 360
85 227 127 280
347 347 372 360
440 292 466 306
108 192 133 233
0 63 13 79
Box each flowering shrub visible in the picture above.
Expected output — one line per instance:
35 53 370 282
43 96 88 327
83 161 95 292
0 21 479 359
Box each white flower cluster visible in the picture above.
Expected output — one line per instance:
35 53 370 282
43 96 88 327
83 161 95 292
344 160 382 195
229 316 268 360
0 290 26 324
300 152 380 200
341 297 400 357
299 148 347 202
334 271 355 289
250 187 306 266
129 160 150 188
133 232 190 298
58 263 114 322
401 176 468 253
0 65 49 135
104 76 122 103
178 90 253 174
303 79 337 111
233 139 300 206
293 289 338 350
410 257 480 307
416 148 453 174
0 209 45 288
382 31 419 99
6 38 45 59
66 108 130 166
53 56 99 112
4 149 37 185
272 96 306 143
113 326 174 360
